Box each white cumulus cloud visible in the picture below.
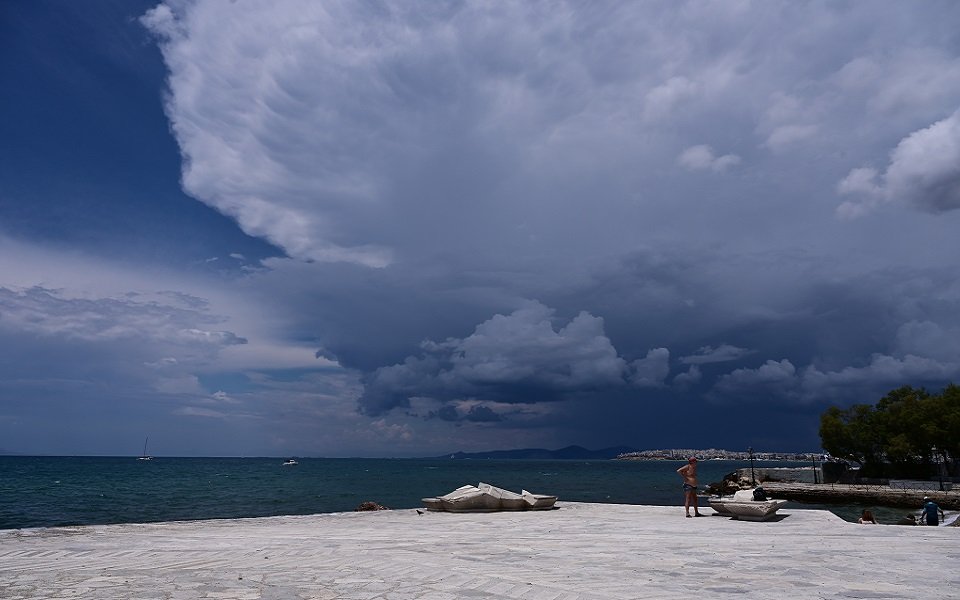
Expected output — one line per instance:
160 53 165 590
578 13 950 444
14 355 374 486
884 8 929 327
764 124 818 151
838 109 960 218
359 301 633 415
629 348 671 387
680 344 753 365
712 359 799 399
677 145 741 172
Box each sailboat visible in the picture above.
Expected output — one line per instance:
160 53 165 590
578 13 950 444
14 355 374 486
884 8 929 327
138 437 154 461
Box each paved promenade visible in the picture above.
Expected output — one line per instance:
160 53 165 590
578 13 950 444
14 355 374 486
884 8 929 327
1 503 957 599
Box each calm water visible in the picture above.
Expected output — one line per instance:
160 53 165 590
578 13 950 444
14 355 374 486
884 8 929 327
0 456 884 530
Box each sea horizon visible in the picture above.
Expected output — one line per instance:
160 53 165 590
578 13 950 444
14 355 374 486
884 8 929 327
0 444 827 460
0 455 910 531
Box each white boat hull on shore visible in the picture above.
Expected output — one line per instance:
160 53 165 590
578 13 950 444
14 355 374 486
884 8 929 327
709 489 788 521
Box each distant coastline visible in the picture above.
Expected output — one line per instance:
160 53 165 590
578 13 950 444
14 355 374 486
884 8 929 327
434 445 636 460
432 445 825 461
618 449 826 461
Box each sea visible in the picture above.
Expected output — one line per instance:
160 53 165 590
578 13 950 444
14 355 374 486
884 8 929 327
0 456 896 530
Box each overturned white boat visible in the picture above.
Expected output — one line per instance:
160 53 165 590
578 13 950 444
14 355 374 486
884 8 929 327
709 489 788 521
422 482 558 512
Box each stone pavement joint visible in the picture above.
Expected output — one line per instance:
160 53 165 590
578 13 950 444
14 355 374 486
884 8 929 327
1 503 957 599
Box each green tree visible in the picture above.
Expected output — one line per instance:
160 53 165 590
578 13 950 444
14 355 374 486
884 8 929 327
929 384 960 476
819 404 878 469
819 384 959 478
873 386 930 475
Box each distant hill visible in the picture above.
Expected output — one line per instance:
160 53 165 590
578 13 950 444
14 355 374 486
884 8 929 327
433 445 638 460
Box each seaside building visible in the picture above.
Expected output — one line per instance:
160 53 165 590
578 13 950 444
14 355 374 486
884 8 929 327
618 448 826 461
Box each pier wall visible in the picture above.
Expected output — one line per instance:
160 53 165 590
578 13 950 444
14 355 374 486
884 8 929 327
761 482 960 509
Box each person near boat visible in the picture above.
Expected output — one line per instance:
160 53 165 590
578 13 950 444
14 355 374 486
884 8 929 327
677 457 702 518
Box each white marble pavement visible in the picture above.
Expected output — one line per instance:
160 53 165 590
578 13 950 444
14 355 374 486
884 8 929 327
1 502 957 599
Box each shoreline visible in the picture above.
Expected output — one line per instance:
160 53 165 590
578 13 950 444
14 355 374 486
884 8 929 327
3 456 951 532
2 503 955 599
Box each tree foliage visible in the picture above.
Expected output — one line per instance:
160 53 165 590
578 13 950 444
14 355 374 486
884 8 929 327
819 384 960 478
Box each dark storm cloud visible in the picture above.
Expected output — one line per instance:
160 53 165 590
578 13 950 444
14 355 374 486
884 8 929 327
463 405 504 423
143 1 960 269
4 0 949 454
680 345 755 365
426 403 504 423
230 223 960 451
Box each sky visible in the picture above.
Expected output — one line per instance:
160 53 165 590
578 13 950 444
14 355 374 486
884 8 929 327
1 0 959 457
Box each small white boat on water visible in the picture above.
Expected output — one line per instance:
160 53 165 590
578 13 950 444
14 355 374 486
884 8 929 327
422 482 557 512
137 437 154 461
282 458 298 466
709 488 787 521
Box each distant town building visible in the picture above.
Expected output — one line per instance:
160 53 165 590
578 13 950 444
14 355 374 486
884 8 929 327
617 449 827 461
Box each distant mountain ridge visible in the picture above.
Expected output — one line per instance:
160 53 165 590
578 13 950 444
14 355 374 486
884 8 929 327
433 445 638 460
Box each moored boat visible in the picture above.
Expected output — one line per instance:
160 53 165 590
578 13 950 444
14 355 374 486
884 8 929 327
709 489 787 521
137 437 153 461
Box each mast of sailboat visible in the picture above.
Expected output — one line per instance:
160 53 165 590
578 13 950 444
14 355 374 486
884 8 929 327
138 437 153 460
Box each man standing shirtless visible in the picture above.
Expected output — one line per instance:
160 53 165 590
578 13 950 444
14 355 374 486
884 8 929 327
677 457 702 517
